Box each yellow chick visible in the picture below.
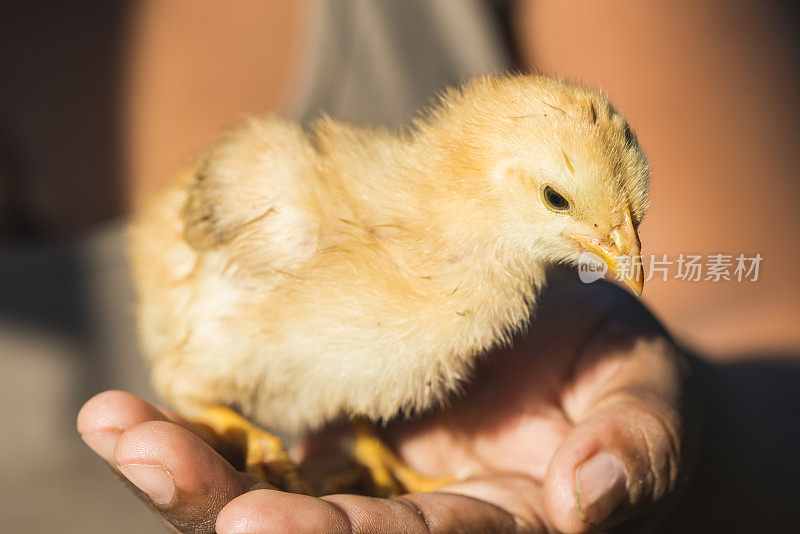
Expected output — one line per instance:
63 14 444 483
130 73 648 496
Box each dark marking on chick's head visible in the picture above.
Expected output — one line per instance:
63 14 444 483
589 102 598 124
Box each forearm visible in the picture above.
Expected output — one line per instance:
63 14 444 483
124 0 303 207
517 0 800 354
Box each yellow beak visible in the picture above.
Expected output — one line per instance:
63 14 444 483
566 209 644 296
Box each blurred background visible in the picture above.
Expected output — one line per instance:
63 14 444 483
1 1 798 532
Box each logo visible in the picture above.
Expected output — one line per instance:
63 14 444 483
577 251 608 284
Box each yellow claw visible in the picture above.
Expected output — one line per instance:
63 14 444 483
350 418 456 497
188 405 313 495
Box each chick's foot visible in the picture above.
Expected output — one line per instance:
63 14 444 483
189 406 312 495
350 418 455 497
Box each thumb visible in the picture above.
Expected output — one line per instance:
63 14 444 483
543 309 690 533
544 398 684 533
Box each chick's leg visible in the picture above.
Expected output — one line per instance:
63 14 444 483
350 418 455 497
189 406 312 495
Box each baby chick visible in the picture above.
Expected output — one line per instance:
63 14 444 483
130 73 648 496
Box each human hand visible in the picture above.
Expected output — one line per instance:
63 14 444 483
77 278 693 533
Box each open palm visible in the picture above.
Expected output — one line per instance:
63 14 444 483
78 276 690 533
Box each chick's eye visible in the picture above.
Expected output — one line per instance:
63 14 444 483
542 186 570 212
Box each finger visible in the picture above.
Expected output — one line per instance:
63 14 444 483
545 308 688 533
77 390 171 464
114 420 265 534
77 389 226 463
216 476 548 534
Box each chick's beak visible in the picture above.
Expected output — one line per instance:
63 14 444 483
566 209 644 296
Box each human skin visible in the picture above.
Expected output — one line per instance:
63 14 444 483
78 278 694 534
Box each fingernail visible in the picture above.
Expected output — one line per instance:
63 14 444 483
118 463 175 505
575 452 628 525
81 430 121 464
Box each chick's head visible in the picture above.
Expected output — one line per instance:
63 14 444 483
433 75 650 294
